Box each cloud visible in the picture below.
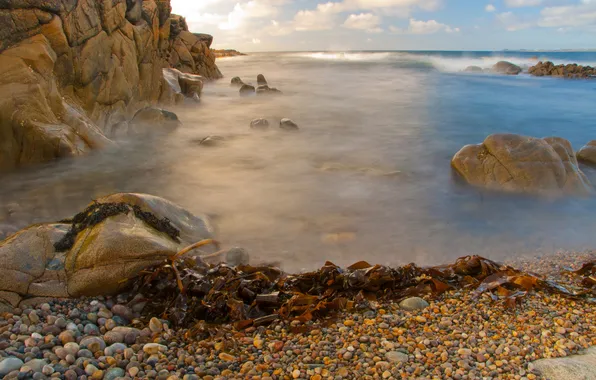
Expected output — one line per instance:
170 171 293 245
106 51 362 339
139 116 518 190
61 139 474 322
496 11 534 30
504 0 542 7
342 13 383 32
538 1 596 28
485 4 496 12
252 38 261 44
219 0 284 30
391 18 460 34
294 9 337 31
311 0 443 14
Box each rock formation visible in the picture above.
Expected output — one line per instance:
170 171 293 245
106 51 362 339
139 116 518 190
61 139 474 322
451 134 593 197
212 49 246 58
0 0 223 171
0 193 218 311
577 140 596 165
529 61 595 79
492 61 522 75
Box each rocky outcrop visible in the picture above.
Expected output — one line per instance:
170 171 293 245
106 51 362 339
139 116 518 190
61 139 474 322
451 134 593 197
529 61 595 79
212 49 246 58
577 141 596 165
492 61 522 75
0 0 222 171
0 193 219 310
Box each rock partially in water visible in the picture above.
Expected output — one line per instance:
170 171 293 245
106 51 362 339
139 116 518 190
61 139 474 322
531 346 596 380
492 61 522 75
162 68 204 102
239 84 256 96
196 135 225 147
464 66 483 73
256 85 282 96
250 118 270 130
577 140 596 165
529 61 595 78
452 134 593 197
257 74 268 86
280 118 299 131
231 76 245 87
129 107 181 134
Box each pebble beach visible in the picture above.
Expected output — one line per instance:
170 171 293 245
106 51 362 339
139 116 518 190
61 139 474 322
0 251 595 380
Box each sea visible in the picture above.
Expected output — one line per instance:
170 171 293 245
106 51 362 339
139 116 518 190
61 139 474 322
2 50 596 271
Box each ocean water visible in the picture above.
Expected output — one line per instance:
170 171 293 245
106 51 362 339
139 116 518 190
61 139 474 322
2 51 596 271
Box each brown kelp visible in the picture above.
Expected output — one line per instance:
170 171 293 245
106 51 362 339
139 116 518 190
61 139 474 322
126 250 596 331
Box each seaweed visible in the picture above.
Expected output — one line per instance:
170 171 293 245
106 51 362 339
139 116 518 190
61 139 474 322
127 254 590 331
54 202 180 252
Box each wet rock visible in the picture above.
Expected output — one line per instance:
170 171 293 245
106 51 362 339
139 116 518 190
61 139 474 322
464 66 483 73
399 297 429 311
452 134 593 196
492 61 522 75
280 118 299 131
231 77 245 87
250 118 270 131
163 68 203 102
529 61 595 78
257 74 267 86
129 107 182 134
577 140 596 166
239 84 256 97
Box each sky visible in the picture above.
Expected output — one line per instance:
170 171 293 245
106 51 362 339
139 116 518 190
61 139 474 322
171 0 596 51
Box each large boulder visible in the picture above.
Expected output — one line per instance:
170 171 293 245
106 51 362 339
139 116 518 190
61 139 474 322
163 68 203 102
451 134 593 196
577 140 596 165
492 61 522 75
128 107 181 134
0 193 218 309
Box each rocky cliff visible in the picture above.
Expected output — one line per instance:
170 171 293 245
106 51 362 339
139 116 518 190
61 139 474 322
0 0 222 171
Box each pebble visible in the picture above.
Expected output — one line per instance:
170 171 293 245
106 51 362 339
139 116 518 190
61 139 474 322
0 357 24 376
149 317 163 333
399 297 430 311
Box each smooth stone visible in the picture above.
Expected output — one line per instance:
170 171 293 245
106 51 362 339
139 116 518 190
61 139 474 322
398 297 429 311
83 324 100 335
104 331 124 344
42 365 54 376
63 342 79 356
149 318 162 333
250 118 269 130
25 359 47 372
531 346 596 380
386 351 409 363
143 343 166 355
110 305 133 321
104 343 127 356
104 367 125 380
85 364 98 376
54 318 67 329
80 337 106 353
0 357 24 376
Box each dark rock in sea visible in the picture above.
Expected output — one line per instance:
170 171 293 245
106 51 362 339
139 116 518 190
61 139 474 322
452 133 593 197
250 118 270 130
239 84 256 97
529 61 595 78
492 61 522 75
257 74 268 86
464 66 483 73
577 141 596 165
231 77 245 87
256 85 282 96
196 136 225 147
280 118 299 131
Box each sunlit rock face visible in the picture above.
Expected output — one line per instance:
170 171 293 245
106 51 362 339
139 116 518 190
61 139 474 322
452 134 594 197
0 0 222 171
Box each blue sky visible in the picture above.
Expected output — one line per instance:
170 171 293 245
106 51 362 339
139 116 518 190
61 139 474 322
171 0 596 51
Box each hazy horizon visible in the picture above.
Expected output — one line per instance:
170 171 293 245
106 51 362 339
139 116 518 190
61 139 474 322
171 0 596 52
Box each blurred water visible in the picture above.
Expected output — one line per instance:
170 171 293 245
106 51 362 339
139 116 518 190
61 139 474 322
2 51 596 271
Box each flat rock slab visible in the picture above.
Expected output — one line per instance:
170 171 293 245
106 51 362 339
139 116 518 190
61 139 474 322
532 347 596 380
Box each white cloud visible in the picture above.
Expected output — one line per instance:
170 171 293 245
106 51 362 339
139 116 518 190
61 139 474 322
219 0 284 30
485 4 496 12
252 38 261 44
504 0 542 7
393 18 460 34
294 9 337 31
342 13 383 32
538 1 596 28
310 0 443 14
496 11 533 30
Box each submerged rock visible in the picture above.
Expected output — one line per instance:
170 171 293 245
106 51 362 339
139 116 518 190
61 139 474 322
280 118 299 131
250 118 270 130
452 134 593 197
129 107 181 134
577 141 596 165
492 61 522 75
464 66 483 73
239 84 256 96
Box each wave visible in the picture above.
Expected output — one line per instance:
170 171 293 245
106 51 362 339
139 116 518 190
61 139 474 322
291 51 596 73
